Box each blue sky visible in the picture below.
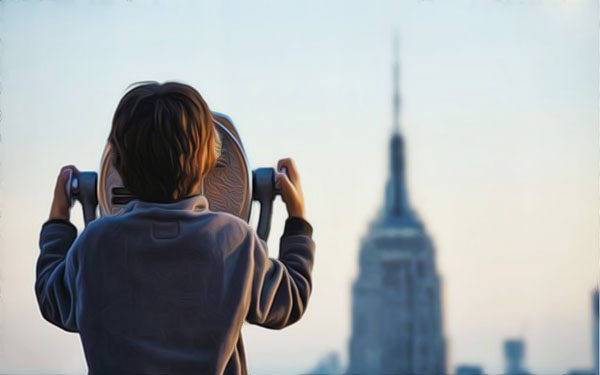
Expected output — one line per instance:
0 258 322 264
0 1 598 374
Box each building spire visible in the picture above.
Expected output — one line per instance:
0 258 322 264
392 32 401 134
382 32 417 226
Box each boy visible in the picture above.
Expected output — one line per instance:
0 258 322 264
35 82 315 375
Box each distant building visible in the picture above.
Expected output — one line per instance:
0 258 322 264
346 37 446 375
567 369 594 375
504 339 530 375
455 364 484 375
308 352 342 375
566 289 599 375
593 289 598 375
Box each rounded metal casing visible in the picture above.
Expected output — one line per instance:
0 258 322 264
97 112 253 221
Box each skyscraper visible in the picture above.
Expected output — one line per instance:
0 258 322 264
566 289 598 375
593 289 598 375
504 339 530 375
347 38 446 375
455 365 484 375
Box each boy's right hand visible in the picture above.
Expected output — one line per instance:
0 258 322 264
275 158 306 220
49 165 79 222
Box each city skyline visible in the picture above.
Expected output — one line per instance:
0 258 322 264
0 1 597 374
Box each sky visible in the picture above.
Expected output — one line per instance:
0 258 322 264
0 0 598 374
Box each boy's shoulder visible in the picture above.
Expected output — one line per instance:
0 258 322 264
205 210 251 229
72 209 260 264
200 210 257 243
81 208 254 241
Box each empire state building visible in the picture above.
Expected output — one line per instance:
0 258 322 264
347 41 447 375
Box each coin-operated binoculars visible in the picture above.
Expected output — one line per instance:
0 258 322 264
66 113 281 241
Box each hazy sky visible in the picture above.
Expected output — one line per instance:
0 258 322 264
0 1 597 374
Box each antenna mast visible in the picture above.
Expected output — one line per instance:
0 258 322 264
392 33 401 134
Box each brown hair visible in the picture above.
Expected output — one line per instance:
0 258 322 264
109 81 219 203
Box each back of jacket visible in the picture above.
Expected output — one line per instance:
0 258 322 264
35 195 315 375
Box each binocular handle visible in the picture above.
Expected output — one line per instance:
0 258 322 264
252 168 282 242
66 169 281 242
66 171 98 226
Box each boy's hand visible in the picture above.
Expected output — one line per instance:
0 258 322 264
49 165 79 221
275 158 306 220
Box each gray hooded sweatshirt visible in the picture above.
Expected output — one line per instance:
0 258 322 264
35 195 315 375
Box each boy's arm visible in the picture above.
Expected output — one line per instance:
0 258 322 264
35 219 80 332
246 217 315 329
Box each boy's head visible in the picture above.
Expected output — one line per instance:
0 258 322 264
109 81 219 203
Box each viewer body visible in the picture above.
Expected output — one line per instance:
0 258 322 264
35 82 314 375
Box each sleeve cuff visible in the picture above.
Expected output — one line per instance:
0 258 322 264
42 219 77 233
283 217 313 237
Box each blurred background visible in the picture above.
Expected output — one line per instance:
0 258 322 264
0 0 597 374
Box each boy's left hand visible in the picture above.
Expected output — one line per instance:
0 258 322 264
49 165 79 221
